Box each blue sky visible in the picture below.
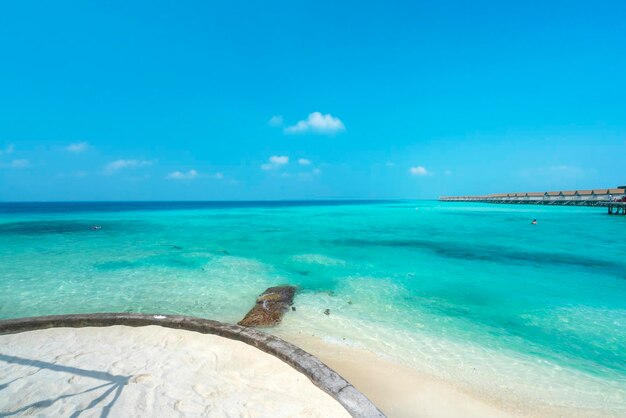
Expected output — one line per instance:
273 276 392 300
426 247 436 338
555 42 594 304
1 1 625 201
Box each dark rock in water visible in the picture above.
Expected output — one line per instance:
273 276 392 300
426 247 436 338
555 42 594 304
324 309 330 316
238 286 297 327
291 306 296 312
347 300 353 305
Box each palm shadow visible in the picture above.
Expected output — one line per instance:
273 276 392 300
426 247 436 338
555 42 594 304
0 353 131 418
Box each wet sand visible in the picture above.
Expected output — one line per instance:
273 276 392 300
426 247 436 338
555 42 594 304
276 332 611 418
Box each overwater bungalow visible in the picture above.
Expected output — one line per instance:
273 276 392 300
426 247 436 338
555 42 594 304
578 190 595 201
439 185 626 206
545 191 561 202
526 192 544 201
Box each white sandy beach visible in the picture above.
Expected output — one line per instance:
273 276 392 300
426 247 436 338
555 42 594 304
0 326 350 418
278 333 617 418
278 333 519 418
0 324 617 418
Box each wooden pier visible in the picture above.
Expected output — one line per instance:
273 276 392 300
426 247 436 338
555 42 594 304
606 202 626 215
439 186 626 215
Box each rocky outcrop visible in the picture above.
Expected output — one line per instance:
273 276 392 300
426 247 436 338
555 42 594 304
238 286 296 327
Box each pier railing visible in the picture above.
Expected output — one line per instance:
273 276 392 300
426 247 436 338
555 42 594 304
439 188 626 213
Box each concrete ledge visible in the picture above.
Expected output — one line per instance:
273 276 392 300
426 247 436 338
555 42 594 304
0 313 386 418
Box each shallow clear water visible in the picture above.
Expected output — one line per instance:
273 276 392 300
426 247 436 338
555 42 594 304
1 201 625 413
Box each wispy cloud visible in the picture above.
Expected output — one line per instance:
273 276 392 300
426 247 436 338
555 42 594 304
284 112 345 135
0 145 29 168
56 170 88 179
268 115 283 127
409 166 429 176
66 141 90 153
298 158 311 166
519 165 585 178
105 159 154 174
166 169 224 180
551 165 583 175
298 167 322 179
0 144 14 156
261 155 289 170
1 159 30 169
167 169 198 180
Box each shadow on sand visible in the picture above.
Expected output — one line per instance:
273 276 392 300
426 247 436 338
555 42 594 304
0 353 131 418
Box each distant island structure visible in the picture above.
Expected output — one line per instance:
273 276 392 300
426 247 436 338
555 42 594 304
440 186 626 214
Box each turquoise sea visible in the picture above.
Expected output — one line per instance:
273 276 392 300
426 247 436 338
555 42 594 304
1 201 625 414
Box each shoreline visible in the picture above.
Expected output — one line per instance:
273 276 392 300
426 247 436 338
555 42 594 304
275 331 617 418
0 315 622 417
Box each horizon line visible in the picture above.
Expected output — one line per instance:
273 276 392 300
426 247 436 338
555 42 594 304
0 198 438 204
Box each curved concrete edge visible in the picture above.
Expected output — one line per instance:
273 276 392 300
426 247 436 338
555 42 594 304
0 313 386 418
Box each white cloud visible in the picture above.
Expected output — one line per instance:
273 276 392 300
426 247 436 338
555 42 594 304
66 141 89 153
270 155 288 164
0 144 14 156
0 146 29 168
3 159 30 168
209 172 224 180
167 169 198 180
298 167 322 179
298 158 311 165
409 166 429 176
551 165 583 175
105 159 154 174
268 115 283 127
284 112 345 135
261 155 289 170
519 165 584 178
